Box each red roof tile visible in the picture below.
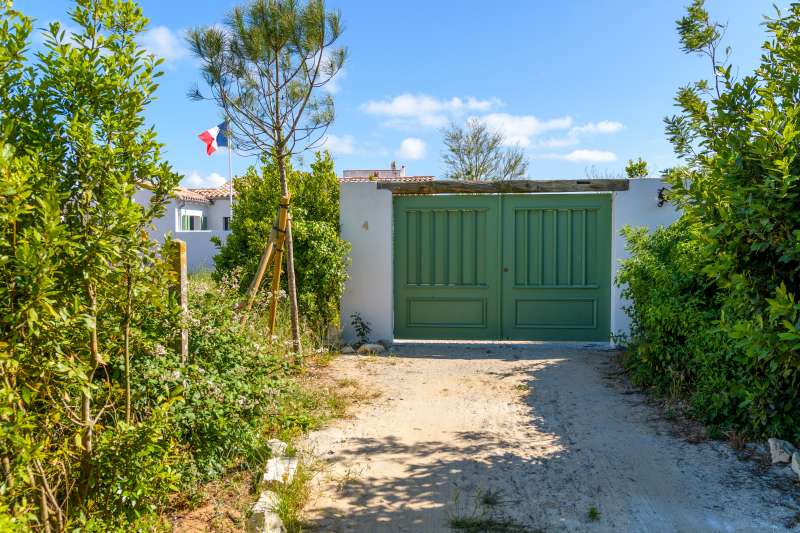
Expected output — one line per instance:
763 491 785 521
338 175 435 183
174 187 210 204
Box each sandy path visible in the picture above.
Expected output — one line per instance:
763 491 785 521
301 342 797 532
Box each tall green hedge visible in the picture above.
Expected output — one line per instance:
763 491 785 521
619 1 800 440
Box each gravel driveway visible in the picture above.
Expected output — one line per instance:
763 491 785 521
301 342 798 532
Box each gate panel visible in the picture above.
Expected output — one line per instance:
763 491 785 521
501 194 611 341
393 195 501 339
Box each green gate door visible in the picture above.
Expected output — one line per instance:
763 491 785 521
501 194 611 341
393 195 501 339
393 194 611 341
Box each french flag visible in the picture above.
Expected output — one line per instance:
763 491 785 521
198 122 229 155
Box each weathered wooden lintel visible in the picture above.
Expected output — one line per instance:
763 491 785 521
377 179 630 195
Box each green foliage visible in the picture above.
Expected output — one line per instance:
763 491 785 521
0 0 183 528
0 1 341 529
350 312 371 345
620 2 800 441
624 157 648 178
213 151 350 328
442 118 529 181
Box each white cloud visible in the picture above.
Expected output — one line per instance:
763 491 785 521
324 68 345 94
321 134 355 155
361 93 503 128
396 137 426 160
536 120 624 149
478 113 574 147
138 26 189 65
320 49 345 94
182 171 227 188
570 120 624 135
542 149 618 163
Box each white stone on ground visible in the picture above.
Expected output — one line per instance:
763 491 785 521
792 452 800 479
768 438 795 464
356 343 385 354
267 438 288 458
263 457 298 483
340 345 355 354
246 490 284 533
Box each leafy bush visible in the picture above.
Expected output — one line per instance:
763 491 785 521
213 152 350 329
619 1 800 441
0 1 340 530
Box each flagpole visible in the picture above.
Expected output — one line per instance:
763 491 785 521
227 122 233 223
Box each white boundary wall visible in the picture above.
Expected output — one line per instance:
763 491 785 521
339 179 680 344
610 179 679 338
340 183 395 342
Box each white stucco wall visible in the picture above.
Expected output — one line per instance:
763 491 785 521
339 182 394 343
338 179 681 344
610 178 680 339
207 198 232 231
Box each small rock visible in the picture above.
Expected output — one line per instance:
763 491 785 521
357 343 386 355
792 452 800 479
769 438 796 464
340 345 356 354
263 457 298 483
267 438 287 458
247 491 285 533
377 339 393 350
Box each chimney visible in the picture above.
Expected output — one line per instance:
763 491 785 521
400 165 406 177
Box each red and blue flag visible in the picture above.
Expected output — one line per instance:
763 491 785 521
198 122 229 155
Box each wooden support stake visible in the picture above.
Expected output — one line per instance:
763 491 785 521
169 239 188 363
267 197 290 337
241 194 291 314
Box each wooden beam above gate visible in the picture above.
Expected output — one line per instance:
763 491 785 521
377 179 630 195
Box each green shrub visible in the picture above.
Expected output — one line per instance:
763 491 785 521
0 1 340 529
620 1 800 441
213 151 350 329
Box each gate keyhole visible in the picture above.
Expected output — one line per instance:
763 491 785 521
503 267 509 272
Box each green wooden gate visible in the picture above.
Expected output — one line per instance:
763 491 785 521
393 194 611 341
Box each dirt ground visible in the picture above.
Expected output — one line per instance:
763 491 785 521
300 342 799 532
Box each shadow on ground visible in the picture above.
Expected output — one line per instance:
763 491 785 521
305 342 797 533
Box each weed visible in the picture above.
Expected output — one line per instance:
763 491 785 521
587 505 601 522
726 430 747 450
272 459 315 532
449 488 538 533
350 312 372 345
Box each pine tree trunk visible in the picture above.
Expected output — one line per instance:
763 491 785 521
276 154 302 352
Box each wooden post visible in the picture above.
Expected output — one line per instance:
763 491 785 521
268 196 290 336
241 193 292 314
169 239 189 363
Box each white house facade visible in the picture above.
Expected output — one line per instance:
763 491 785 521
135 182 234 271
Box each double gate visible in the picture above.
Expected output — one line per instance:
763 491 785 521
393 194 612 341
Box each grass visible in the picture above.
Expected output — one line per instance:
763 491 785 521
272 459 315 532
587 505 601 522
449 488 541 533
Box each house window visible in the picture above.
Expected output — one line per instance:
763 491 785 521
223 216 230 231
180 213 206 231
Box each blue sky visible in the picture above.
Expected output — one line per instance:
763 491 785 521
16 0 787 187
